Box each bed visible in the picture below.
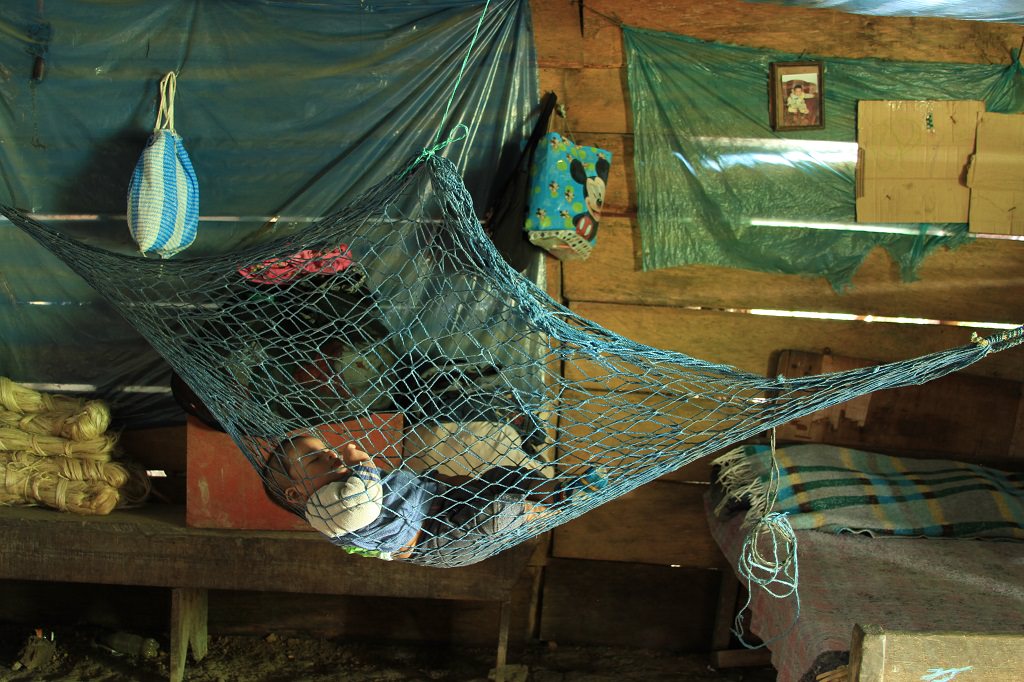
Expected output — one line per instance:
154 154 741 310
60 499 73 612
705 351 1024 682
707 491 1024 681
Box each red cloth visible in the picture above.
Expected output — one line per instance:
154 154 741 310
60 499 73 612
239 246 353 284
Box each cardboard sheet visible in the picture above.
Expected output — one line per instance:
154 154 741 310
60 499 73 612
856 100 985 224
967 111 1024 236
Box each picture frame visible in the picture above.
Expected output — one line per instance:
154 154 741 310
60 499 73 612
769 61 825 131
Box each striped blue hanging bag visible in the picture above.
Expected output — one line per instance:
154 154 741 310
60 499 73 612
127 71 199 258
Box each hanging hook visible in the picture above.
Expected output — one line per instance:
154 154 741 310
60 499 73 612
27 0 51 83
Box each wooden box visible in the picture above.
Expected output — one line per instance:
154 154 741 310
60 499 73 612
185 413 404 530
850 624 1024 681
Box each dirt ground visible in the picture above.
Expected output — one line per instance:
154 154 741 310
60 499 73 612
0 624 778 682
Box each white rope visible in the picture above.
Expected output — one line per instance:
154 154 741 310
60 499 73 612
154 71 177 133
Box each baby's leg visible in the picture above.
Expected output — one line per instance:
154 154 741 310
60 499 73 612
417 499 532 558
468 466 559 503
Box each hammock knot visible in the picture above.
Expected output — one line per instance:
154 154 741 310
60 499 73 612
980 325 1024 353
739 511 798 591
414 124 470 170
732 510 801 649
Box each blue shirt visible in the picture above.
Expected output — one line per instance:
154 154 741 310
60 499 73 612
336 468 439 557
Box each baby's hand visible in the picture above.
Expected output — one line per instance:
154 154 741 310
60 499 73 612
340 442 371 467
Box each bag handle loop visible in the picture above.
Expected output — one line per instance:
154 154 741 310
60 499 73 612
153 71 177 134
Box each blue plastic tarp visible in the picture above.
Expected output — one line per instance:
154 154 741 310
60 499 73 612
0 0 538 426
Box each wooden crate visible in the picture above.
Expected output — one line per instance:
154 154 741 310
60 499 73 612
850 624 1024 681
185 414 403 530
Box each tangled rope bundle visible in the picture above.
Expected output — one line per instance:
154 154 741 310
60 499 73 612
0 377 150 515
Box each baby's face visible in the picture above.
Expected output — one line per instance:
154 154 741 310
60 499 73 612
282 436 350 501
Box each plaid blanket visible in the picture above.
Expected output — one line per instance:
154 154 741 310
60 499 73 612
713 444 1024 540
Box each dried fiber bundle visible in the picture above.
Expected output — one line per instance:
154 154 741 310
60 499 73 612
0 428 116 461
0 378 148 516
0 400 111 442
0 450 150 515
0 377 88 415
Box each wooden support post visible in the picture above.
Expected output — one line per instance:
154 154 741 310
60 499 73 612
709 569 773 669
170 587 209 682
711 648 774 670
710 568 740 653
494 598 511 682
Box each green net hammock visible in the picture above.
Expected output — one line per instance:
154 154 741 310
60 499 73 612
3 154 1021 567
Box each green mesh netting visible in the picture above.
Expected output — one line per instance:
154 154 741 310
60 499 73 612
625 26 1024 289
2 153 1020 567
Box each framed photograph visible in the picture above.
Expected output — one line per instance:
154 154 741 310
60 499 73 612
769 61 825 131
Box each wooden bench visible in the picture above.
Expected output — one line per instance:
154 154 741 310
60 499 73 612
0 504 538 682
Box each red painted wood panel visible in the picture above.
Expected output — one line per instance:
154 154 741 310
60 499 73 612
185 414 403 530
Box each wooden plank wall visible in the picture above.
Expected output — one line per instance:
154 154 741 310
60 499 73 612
532 0 1024 651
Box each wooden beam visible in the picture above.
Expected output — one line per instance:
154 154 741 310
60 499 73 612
540 557 719 651
494 599 511 682
567 302 1024 382
565 218 1024 324
849 623 1024 681
534 0 1023 71
0 506 534 603
552 480 718 568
